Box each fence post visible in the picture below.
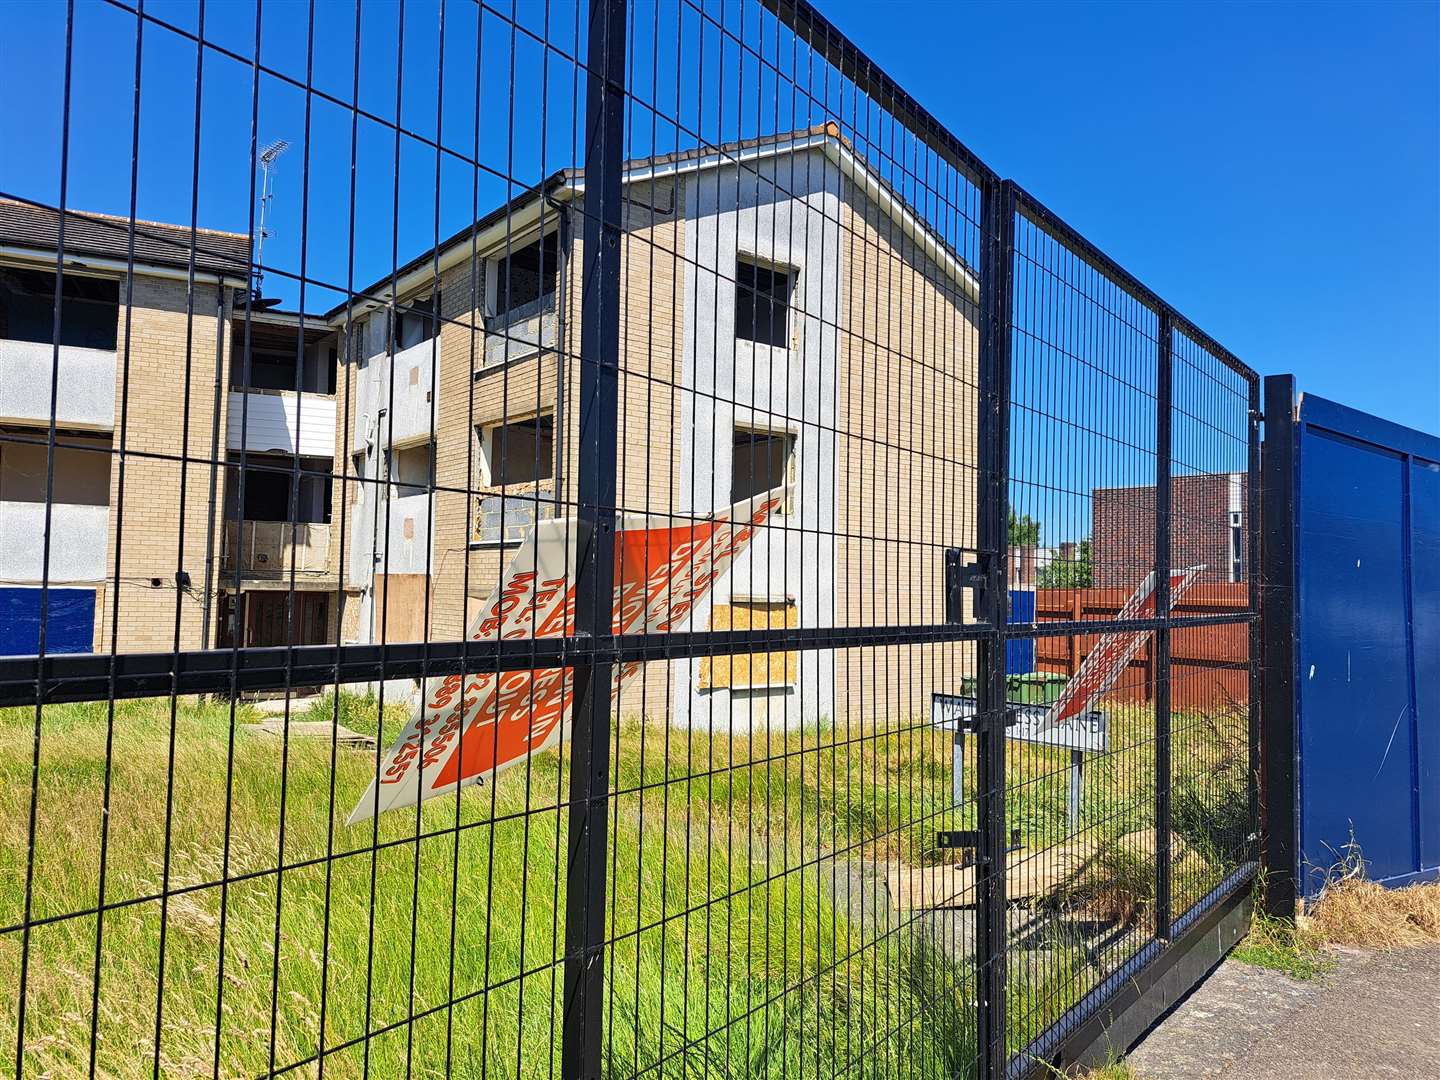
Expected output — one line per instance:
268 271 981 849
1246 374 1263 871
1153 309 1173 939
1261 374 1299 918
561 0 627 1077
976 176 1015 1080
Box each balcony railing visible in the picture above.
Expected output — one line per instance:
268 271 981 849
227 389 337 458
222 520 333 575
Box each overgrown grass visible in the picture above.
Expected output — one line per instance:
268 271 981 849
1232 838 1440 983
0 691 1249 1077
0 697 978 1077
1078 1061 1140 1080
1230 908 1334 980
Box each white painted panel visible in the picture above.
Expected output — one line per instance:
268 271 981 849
0 501 109 582
227 391 336 457
0 339 116 430
346 488 433 594
382 492 433 575
350 332 439 454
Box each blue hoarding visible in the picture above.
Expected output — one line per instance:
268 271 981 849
1296 395 1439 896
0 586 96 656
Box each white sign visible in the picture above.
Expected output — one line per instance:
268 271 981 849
930 694 1108 754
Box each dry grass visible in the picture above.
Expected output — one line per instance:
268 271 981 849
1234 845 1440 981
1300 835 1440 951
1308 878 1440 949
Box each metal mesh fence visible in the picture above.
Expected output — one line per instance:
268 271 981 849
0 1 1259 1077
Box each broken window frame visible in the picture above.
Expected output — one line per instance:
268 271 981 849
485 230 560 326
0 264 119 351
730 425 796 514
391 292 438 352
733 255 795 350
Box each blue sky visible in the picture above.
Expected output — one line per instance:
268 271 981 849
823 0 1439 436
1 0 1436 439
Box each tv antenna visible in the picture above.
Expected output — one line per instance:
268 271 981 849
254 138 289 297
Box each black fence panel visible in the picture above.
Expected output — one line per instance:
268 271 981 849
0 1 1259 1078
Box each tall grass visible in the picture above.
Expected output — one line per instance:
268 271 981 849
0 691 1247 1077
0 697 984 1078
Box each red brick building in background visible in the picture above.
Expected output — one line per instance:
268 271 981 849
1091 472 1247 589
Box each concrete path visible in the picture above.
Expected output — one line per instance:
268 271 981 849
1127 944 1440 1079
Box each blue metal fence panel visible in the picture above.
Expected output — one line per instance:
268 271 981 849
1411 458 1440 876
1007 589 1036 674
1296 395 1439 896
0 586 96 656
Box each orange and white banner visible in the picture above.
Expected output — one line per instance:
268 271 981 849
347 486 789 824
1035 565 1204 734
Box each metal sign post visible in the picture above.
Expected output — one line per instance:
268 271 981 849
933 693 1107 830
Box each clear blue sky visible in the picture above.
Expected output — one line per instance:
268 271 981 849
1 0 1436 435
822 0 1439 435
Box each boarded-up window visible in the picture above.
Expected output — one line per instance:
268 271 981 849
373 573 428 643
698 599 798 690
490 232 559 320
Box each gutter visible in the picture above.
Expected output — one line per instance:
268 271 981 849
324 124 981 325
0 243 249 289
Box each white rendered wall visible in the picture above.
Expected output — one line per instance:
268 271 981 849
346 316 441 642
673 150 841 732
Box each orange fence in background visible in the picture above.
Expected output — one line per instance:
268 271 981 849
1034 584 1250 709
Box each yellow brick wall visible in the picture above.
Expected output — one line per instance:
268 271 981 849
94 275 232 653
832 177 982 726
418 184 685 719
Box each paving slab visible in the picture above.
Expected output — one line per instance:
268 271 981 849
1128 944 1440 1079
244 719 377 750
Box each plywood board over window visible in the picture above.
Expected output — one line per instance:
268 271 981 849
698 599 798 690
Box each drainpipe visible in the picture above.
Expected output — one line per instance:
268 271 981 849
552 198 570 505
199 285 228 651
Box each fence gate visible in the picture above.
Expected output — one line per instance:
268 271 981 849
0 0 1261 1077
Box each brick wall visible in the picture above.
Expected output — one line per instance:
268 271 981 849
326 167 981 729
95 275 232 652
372 180 685 726
832 172 981 725
1091 472 1246 589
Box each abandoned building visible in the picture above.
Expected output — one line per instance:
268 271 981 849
0 125 980 727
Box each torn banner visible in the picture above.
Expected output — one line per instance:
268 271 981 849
1034 565 1204 734
348 486 789 824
